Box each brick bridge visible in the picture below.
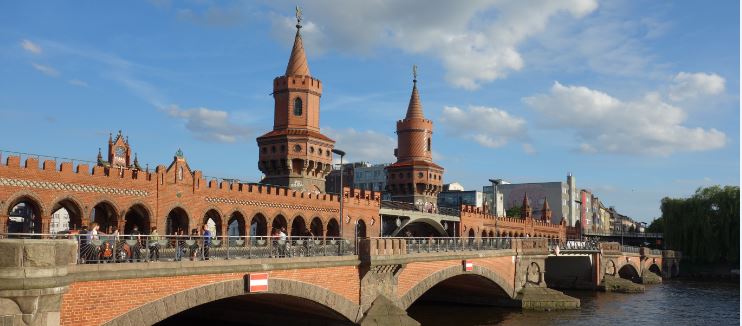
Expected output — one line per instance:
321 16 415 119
0 154 564 241
0 237 680 326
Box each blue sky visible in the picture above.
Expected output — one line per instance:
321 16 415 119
0 1 738 222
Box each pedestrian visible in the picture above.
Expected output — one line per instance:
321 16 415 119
189 229 199 261
129 225 142 262
89 223 100 263
202 224 212 260
149 227 161 261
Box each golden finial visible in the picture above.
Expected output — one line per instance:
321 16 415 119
295 5 303 28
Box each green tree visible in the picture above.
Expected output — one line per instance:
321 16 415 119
506 206 522 218
646 217 663 233
662 185 740 264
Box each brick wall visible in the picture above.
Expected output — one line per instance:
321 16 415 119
60 265 360 326
396 256 515 298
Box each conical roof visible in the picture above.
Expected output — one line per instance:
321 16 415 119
405 81 424 119
285 29 311 76
542 197 550 211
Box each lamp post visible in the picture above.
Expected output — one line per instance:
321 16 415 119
332 149 346 238
488 178 502 236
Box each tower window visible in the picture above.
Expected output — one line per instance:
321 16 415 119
294 97 303 116
427 138 431 151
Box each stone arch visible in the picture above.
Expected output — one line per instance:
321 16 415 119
249 212 268 237
309 217 323 237
123 203 152 234
227 210 247 237
604 259 617 276
326 218 340 237
488 230 494 237
5 190 45 233
290 214 307 236
526 262 542 285
90 199 119 233
399 264 514 309
355 218 367 238
271 214 288 234
391 218 447 237
165 206 190 235
202 208 223 236
105 278 361 325
647 263 662 277
618 263 641 283
50 195 84 233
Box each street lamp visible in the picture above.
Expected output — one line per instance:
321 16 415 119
489 178 502 236
332 149 346 238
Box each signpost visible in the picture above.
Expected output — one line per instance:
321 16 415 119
247 273 269 293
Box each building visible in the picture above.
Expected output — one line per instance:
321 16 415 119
385 70 444 206
50 207 70 234
256 18 335 193
438 189 483 209
482 180 509 217
486 174 577 225
354 163 389 193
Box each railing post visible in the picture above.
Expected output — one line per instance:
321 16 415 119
226 235 230 260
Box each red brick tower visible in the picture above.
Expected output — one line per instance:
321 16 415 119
521 193 532 219
385 67 444 206
257 10 335 193
542 197 552 222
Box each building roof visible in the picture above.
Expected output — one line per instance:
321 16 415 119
285 26 310 76
405 80 425 119
257 129 334 142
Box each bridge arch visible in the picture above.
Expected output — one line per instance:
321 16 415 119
202 208 224 236
123 202 152 234
399 264 513 310
50 195 84 233
290 214 307 236
309 216 323 237
249 212 268 236
391 217 447 237
647 263 662 277
90 199 119 233
165 206 190 235
618 263 641 283
105 278 360 325
5 190 45 233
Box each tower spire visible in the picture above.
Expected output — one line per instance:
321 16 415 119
542 197 552 222
405 65 424 119
285 6 310 76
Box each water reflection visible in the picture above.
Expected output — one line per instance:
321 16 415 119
407 281 739 325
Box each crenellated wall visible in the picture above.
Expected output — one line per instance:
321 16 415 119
459 205 566 240
0 155 380 239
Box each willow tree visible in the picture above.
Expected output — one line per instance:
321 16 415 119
661 185 740 264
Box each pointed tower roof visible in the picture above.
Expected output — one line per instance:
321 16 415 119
522 192 531 209
285 8 310 77
542 197 552 222
405 65 424 119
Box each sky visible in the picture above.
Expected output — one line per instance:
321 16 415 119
0 0 738 223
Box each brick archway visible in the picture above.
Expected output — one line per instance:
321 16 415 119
105 278 361 325
399 264 513 309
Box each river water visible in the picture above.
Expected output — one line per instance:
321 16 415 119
408 281 740 326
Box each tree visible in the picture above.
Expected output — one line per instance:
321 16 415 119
646 217 663 233
662 185 740 264
506 206 522 218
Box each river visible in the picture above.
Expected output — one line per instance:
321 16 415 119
408 280 740 325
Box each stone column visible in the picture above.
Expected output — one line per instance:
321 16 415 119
0 238 77 325
0 214 8 233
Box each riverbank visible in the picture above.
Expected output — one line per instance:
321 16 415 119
679 260 740 282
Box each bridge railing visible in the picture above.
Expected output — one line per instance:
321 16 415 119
0 233 355 264
364 237 513 255
621 245 640 254
547 238 600 252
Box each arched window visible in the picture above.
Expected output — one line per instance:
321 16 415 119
294 97 303 116
427 137 431 151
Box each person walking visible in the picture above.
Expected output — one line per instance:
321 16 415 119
129 225 142 262
202 224 212 260
149 227 161 261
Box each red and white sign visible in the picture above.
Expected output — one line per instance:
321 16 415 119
247 273 269 292
463 260 473 272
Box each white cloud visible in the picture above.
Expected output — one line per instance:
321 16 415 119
31 63 59 77
21 40 42 54
323 127 396 163
268 0 597 89
68 79 88 87
522 143 536 155
668 72 725 101
523 82 726 156
165 105 252 143
440 105 526 148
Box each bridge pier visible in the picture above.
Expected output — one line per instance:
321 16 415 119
0 239 77 326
